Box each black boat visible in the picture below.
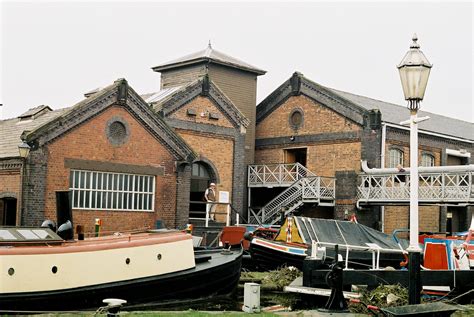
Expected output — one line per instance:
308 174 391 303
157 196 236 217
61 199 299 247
248 216 407 270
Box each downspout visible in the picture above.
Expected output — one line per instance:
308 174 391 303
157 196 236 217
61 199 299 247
380 123 386 232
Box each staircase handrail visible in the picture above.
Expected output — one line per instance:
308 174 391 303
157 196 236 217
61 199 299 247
248 163 316 186
261 175 328 224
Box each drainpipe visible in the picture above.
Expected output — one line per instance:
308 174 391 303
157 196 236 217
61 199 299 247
380 123 386 232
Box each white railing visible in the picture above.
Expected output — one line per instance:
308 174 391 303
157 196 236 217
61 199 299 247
248 176 336 225
357 171 474 205
248 163 315 187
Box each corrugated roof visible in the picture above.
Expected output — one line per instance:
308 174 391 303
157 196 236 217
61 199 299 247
152 44 266 75
0 107 70 158
326 88 473 141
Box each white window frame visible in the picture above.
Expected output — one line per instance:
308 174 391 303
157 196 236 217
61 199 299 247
69 170 155 212
388 149 404 168
421 153 435 167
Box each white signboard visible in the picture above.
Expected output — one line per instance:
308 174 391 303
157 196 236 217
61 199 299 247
219 191 229 203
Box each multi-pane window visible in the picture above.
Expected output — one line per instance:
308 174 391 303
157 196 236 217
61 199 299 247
421 153 435 167
69 170 155 212
388 149 404 168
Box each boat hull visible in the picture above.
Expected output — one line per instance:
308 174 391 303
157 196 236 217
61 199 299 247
0 247 242 312
249 237 405 270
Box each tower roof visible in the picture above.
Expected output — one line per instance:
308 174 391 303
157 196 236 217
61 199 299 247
152 44 266 75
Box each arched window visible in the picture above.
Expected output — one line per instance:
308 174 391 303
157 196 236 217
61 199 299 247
389 149 404 168
421 153 435 167
192 163 210 179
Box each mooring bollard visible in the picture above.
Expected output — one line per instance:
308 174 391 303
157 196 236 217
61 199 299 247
95 218 102 237
242 282 260 313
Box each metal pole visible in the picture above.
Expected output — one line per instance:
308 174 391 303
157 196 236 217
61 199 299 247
409 110 420 250
408 109 422 304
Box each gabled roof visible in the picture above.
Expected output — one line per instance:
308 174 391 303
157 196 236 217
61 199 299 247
152 44 266 76
1 79 196 161
257 72 368 126
257 72 473 142
144 76 250 129
326 88 473 141
0 107 69 159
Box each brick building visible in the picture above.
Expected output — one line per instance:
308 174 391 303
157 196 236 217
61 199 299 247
0 45 264 231
0 79 195 233
1 46 472 235
253 72 473 234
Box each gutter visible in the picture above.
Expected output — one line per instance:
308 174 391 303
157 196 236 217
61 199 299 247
383 122 473 145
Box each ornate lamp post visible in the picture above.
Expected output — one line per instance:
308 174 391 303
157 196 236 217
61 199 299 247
397 34 432 304
18 140 31 225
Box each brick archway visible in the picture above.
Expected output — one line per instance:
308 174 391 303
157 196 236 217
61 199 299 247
189 159 220 219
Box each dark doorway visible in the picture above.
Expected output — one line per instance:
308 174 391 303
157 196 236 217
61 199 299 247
446 207 468 234
285 148 307 166
447 155 468 166
189 162 213 219
1 198 17 226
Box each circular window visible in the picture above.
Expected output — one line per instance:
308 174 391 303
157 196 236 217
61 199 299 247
106 117 130 146
289 109 304 130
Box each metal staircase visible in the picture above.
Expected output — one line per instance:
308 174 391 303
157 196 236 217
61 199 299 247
357 162 474 207
248 175 335 225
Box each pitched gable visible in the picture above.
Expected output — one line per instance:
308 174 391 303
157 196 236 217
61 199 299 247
23 79 195 162
257 72 368 127
148 76 250 129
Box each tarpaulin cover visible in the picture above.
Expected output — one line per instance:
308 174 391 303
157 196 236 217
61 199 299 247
293 217 404 252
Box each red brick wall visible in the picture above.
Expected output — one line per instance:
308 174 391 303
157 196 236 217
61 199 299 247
384 205 439 235
256 95 360 139
255 94 362 176
0 170 21 195
44 105 178 235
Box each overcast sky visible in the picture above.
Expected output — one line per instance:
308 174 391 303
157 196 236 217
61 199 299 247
1 1 473 123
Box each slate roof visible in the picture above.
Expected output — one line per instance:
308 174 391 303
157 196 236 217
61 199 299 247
0 107 69 158
257 72 473 142
152 44 266 75
327 88 473 141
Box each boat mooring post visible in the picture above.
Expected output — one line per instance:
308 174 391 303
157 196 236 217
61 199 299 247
408 251 421 304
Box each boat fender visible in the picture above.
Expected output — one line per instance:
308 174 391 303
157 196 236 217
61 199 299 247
57 220 74 240
41 219 57 232
400 253 409 268
243 231 253 241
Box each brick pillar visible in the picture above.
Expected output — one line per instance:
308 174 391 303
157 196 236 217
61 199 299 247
175 162 191 229
334 171 357 220
23 148 48 226
232 132 246 222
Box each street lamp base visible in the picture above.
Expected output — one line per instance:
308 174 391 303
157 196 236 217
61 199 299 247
408 251 422 304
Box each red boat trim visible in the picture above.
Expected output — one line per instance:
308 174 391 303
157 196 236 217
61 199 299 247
0 232 190 255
